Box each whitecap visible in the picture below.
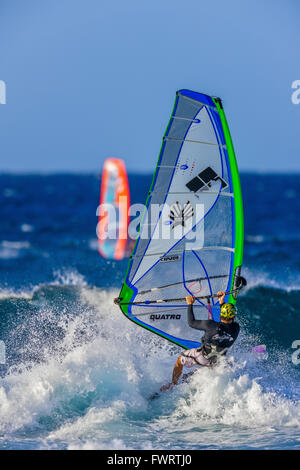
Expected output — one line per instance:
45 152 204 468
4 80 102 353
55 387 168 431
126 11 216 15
20 224 34 233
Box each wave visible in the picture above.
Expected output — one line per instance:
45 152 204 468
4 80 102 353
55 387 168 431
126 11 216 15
239 266 300 293
52 269 88 287
245 234 300 244
20 224 34 233
148 358 300 449
0 284 299 449
0 269 88 299
0 241 31 260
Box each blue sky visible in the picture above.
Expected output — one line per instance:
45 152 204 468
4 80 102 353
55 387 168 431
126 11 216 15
0 0 299 172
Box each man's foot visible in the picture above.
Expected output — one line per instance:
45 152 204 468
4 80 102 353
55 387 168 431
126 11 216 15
160 383 173 392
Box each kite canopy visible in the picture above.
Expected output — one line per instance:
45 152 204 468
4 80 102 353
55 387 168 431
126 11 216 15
117 90 244 349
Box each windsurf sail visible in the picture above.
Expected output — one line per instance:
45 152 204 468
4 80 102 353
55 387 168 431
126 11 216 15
97 158 130 260
116 90 244 349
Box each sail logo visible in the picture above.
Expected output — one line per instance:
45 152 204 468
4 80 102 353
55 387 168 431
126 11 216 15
150 314 181 321
169 201 194 229
160 255 180 263
291 80 300 105
186 166 228 193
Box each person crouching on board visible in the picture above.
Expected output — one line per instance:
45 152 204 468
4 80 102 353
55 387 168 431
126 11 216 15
161 292 240 391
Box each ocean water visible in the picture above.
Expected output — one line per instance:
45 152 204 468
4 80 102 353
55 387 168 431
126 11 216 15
0 173 299 450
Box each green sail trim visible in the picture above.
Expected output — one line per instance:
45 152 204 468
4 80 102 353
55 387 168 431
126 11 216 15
213 98 244 305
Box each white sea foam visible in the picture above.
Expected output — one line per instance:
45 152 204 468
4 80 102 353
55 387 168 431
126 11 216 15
0 287 299 449
0 241 31 259
0 288 33 300
0 269 90 301
52 269 88 287
20 224 34 233
150 357 300 449
245 234 265 244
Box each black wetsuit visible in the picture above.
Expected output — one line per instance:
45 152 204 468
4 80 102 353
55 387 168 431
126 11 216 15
187 305 240 359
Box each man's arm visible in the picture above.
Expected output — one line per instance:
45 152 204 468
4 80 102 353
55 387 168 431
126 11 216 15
186 296 210 330
186 291 226 330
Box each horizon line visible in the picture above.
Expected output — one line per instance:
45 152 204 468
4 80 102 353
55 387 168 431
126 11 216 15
1 169 300 176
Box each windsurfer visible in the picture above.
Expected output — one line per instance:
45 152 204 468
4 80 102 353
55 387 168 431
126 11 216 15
160 292 240 390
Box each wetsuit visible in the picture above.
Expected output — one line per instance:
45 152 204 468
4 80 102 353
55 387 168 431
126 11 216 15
187 304 240 360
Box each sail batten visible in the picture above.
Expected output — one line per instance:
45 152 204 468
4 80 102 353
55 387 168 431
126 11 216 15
163 137 227 148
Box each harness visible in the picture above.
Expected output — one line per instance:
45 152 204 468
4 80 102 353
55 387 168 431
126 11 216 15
202 297 235 359
201 343 228 360
200 320 231 360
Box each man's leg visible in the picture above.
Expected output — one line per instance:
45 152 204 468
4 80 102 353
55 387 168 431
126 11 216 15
172 356 183 385
160 355 183 391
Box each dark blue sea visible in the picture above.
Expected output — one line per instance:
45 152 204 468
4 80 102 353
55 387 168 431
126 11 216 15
0 173 299 450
